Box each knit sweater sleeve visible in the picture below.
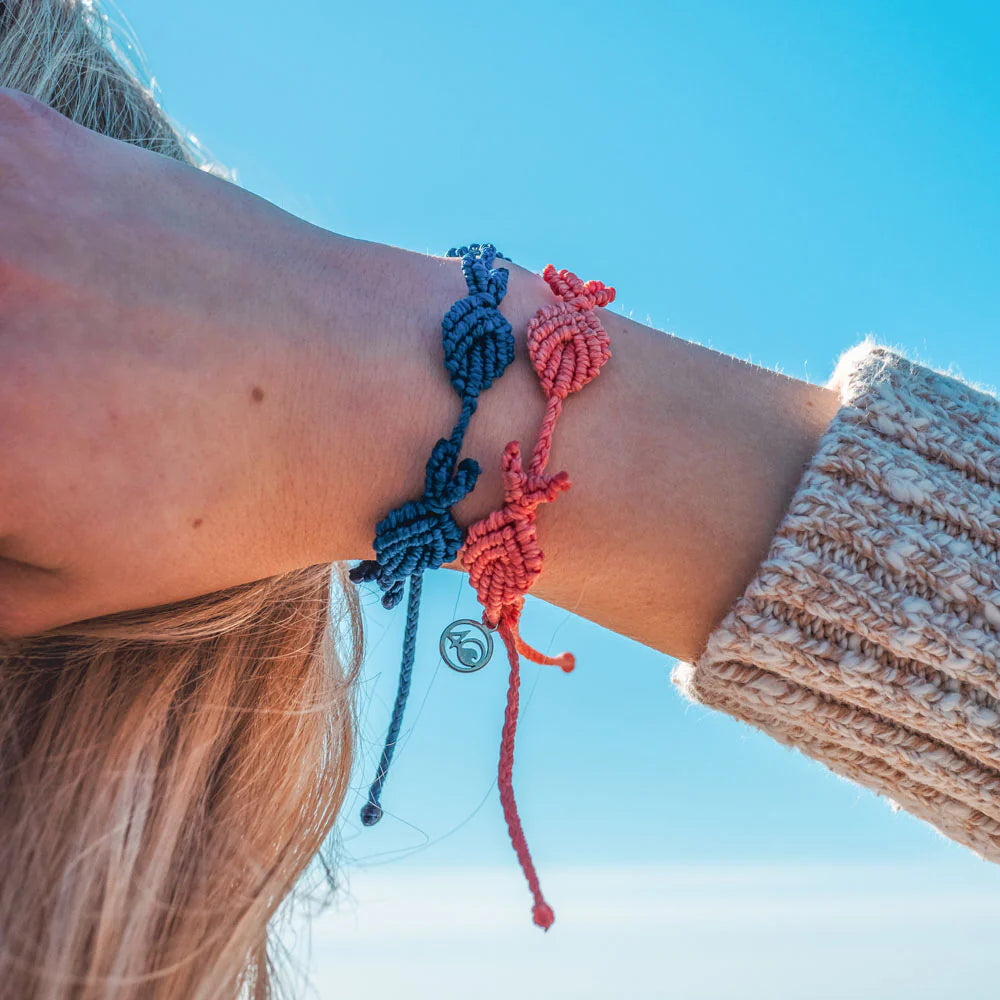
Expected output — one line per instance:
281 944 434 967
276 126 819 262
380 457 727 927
672 338 1000 861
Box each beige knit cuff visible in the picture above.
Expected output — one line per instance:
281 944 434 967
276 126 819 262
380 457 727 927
673 338 1000 860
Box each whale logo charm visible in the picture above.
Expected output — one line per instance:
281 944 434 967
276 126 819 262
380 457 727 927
439 619 494 673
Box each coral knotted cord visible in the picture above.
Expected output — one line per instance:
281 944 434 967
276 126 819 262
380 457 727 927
459 263 614 929
496 615 554 932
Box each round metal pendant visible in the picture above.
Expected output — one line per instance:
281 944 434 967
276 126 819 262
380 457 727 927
439 618 494 672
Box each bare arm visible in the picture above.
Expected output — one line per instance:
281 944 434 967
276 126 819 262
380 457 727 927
0 90 842 655
289 239 842 663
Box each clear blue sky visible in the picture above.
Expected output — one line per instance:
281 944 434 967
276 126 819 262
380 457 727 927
104 0 999 994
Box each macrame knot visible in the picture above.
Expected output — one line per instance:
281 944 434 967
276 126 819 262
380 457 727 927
501 439 572 511
424 438 480 510
359 501 464 610
541 262 616 310
441 278 515 400
529 265 614 401
460 440 571 630
351 441 480 610
361 508 461 609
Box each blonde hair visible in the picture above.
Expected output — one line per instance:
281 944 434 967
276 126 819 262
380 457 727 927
0 2 364 997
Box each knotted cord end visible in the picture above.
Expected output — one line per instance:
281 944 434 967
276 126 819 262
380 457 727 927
513 625 576 673
532 901 555 931
348 559 405 609
348 559 378 585
360 801 383 827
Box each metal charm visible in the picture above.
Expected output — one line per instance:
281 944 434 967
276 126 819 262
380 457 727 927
440 618 494 672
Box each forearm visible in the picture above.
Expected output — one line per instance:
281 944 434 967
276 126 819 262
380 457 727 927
288 235 843 662
0 144 841 649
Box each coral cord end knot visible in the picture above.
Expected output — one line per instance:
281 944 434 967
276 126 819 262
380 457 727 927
532 902 555 931
360 801 383 827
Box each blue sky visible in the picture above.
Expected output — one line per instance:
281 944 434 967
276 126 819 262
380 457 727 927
101 0 999 994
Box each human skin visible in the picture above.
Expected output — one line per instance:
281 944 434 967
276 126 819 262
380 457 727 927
0 87 842 659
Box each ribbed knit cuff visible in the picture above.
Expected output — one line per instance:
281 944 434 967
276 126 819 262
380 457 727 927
673 338 1000 860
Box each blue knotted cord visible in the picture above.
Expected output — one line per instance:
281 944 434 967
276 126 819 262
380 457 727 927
350 242 515 826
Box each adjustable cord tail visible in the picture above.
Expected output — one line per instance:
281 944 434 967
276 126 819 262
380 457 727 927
360 572 424 826
497 615 556 931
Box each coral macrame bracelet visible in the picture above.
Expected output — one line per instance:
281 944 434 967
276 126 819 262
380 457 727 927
458 263 615 929
350 243 514 827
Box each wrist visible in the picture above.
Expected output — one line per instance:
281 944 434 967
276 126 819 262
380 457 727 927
270 234 541 568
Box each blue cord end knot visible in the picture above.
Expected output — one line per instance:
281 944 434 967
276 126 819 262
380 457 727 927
360 801 384 827
348 559 406 609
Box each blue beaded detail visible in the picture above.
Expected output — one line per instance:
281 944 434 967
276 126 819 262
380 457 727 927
350 242 514 826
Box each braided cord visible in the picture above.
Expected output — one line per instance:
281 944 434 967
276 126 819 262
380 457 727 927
497 615 554 931
351 243 515 826
360 572 423 825
459 263 615 928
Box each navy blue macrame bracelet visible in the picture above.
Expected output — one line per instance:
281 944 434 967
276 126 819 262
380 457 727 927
350 242 515 826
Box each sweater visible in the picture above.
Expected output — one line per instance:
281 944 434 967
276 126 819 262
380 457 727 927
673 337 1000 861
